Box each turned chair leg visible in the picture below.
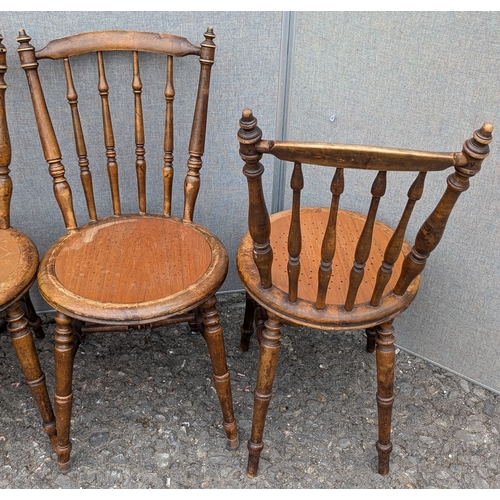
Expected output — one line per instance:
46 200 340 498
21 291 45 340
240 292 256 351
375 320 396 475
247 311 282 478
53 311 76 472
366 327 376 353
6 301 57 450
201 296 239 450
254 305 267 346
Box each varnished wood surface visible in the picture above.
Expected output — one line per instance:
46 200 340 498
0 228 39 306
0 33 57 452
19 28 238 471
237 108 493 479
39 214 228 324
34 30 201 59
237 207 418 330
256 140 466 171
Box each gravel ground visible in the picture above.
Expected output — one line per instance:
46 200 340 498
1 291 499 489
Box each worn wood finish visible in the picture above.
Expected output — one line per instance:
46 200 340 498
237 108 493 477
287 162 303 302
163 55 174 217
344 170 387 311
18 28 238 472
316 167 344 310
371 171 426 307
63 57 97 222
35 30 201 60
394 123 493 296
238 109 273 289
0 37 56 451
256 140 466 171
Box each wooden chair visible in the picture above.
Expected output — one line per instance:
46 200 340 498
236 108 493 477
0 35 57 451
17 28 238 472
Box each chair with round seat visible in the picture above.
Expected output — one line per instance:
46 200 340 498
236 108 493 478
17 28 238 472
0 34 57 451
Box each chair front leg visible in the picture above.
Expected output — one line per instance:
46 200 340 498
375 320 396 475
247 311 282 478
201 296 239 450
53 311 76 472
6 301 57 450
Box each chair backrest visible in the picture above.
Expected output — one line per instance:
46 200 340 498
17 28 216 232
0 35 12 231
238 108 493 312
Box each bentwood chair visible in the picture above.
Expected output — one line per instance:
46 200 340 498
236 108 493 477
17 28 238 472
0 35 57 450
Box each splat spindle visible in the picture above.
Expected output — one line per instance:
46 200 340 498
97 51 120 215
64 57 97 222
287 161 303 302
316 167 344 309
370 171 426 306
345 170 387 310
163 55 174 217
132 51 146 214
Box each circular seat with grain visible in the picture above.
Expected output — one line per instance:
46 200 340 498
39 214 229 325
237 207 420 331
0 227 39 310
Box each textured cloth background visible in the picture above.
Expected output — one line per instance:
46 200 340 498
284 12 500 392
1 12 499 391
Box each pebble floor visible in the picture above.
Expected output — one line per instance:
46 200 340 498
1 292 499 489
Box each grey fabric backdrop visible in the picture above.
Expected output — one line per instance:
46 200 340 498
1 12 499 392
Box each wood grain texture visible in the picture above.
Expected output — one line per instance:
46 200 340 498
39 214 228 324
256 140 465 171
237 108 493 479
18 28 237 472
0 36 57 453
35 30 201 59
237 207 417 330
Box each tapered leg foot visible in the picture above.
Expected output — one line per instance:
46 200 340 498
54 312 76 472
6 301 57 450
247 312 282 478
375 320 396 475
247 440 265 478
201 296 239 450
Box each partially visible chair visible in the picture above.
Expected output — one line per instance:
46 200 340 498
236 108 493 477
17 28 238 472
0 34 56 450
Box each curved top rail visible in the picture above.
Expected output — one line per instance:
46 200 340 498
35 30 201 59
256 140 465 172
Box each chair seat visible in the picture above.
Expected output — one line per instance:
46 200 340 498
237 207 420 330
0 227 39 309
37 214 228 324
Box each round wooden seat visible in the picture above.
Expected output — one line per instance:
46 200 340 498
38 214 228 324
237 207 420 330
0 227 39 309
